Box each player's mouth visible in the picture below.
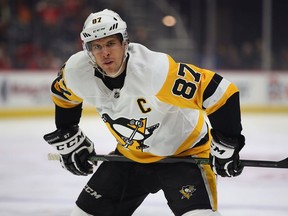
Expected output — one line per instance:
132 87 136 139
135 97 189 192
103 60 113 66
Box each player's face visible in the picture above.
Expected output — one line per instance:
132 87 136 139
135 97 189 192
90 35 126 77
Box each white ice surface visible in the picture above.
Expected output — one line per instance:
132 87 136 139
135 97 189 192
0 113 288 216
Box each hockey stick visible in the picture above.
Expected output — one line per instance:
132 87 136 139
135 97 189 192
48 153 288 168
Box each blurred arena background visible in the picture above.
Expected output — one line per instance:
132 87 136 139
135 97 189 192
1 0 288 117
1 1 288 215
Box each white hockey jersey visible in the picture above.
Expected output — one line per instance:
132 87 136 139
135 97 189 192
51 43 239 163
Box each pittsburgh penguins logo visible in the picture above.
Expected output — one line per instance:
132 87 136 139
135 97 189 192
102 113 159 151
179 185 196 200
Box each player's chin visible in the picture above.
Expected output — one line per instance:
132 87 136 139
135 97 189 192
101 65 113 74
105 69 119 77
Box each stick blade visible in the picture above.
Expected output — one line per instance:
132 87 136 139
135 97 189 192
278 157 288 168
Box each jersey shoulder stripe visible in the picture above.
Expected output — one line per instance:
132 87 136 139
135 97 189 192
203 73 223 102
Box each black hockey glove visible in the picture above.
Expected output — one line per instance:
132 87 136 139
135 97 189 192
209 129 245 177
44 126 97 176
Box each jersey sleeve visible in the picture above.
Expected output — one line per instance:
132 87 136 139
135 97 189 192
156 55 242 136
51 64 84 129
207 92 242 136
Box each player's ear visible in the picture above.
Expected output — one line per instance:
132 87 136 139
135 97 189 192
122 41 129 53
123 40 128 47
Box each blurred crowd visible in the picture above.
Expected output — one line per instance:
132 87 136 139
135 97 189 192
0 0 90 70
214 40 288 71
0 0 288 71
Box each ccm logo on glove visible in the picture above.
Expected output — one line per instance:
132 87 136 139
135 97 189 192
52 130 86 154
210 141 234 159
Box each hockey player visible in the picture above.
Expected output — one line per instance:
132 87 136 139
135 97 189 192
44 9 245 216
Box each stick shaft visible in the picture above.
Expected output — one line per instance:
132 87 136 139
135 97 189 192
90 155 288 168
48 153 288 168
241 158 288 168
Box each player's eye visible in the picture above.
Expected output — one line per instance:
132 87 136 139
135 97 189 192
91 44 102 51
106 41 116 48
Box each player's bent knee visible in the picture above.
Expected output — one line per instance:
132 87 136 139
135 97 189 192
182 209 222 216
70 205 93 216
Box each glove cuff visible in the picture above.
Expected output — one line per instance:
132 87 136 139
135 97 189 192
43 125 79 144
211 129 237 149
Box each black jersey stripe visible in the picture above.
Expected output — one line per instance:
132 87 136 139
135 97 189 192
202 73 223 103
